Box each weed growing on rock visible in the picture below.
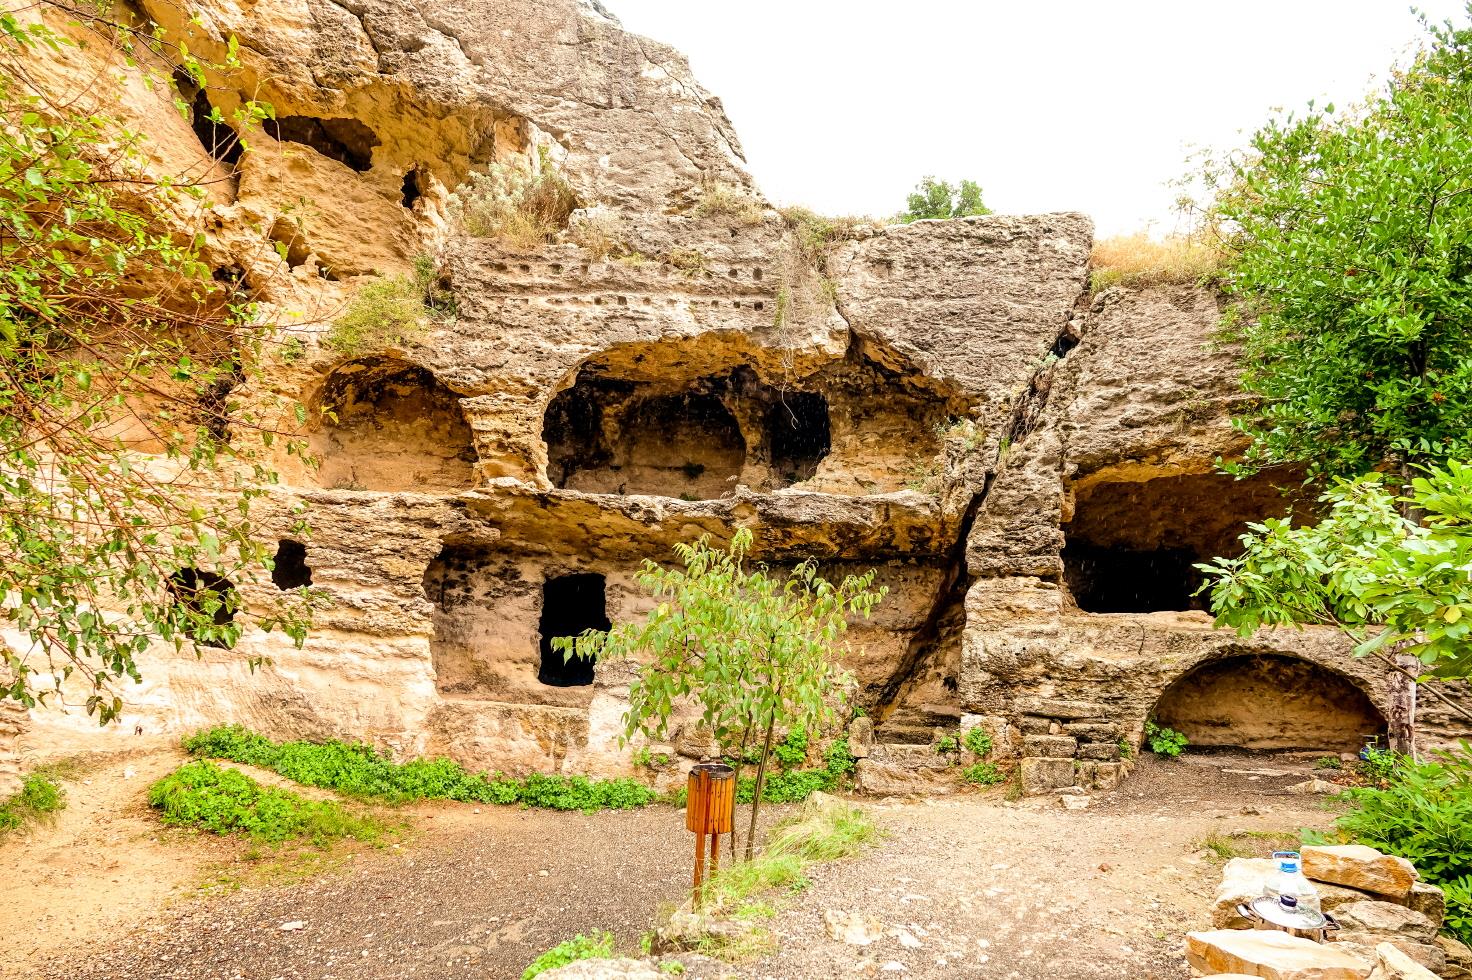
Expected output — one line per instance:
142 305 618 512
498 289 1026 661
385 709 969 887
934 735 959 755
184 725 659 812
1144 718 1188 757
693 179 764 225
522 931 616 980
148 761 383 845
449 149 579 248
962 727 993 757
326 256 451 355
0 773 64 835
961 762 1004 786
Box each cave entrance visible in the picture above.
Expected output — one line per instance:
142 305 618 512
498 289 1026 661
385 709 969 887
538 574 609 687
272 539 312 589
543 380 747 498
1155 654 1385 752
768 392 830 485
1062 470 1302 614
311 358 476 492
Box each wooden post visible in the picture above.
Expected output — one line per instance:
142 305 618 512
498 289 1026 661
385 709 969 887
692 831 707 907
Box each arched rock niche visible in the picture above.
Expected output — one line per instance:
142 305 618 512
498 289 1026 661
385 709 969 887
541 338 962 498
310 358 476 492
1154 654 1386 751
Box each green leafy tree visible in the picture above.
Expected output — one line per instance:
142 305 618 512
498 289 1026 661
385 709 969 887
555 529 887 860
1197 6 1472 751
900 176 991 222
1 9 316 721
1204 8 1472 484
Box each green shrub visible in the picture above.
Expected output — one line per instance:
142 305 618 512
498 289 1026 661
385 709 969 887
325 256 451 355
1321 744 1472 943
0 773 65 834
1360 744 1397 784
962 727 993 757
184 725 658 812
522 932 616 980
1144 719 1188 758
1118 738 1133 759
934 735 959 755
148 761 382 845
1314 756 1344 771
961 762 1004 786
772 730 809 768
734 734 857 804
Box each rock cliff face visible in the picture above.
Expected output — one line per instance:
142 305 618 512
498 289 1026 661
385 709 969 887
5 0 1467 792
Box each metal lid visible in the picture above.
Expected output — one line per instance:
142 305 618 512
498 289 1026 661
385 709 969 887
1249 895 1328 931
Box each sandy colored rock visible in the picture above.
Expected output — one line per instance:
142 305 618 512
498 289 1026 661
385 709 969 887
1019 757 1077 794
1405 882 1445 927
1333 934 1444 975
1303 847 1418 900
1366 942 1442 980
823 909 882 946
1436 934 1472 980
1187 930 1371 980
1333 901 1436 942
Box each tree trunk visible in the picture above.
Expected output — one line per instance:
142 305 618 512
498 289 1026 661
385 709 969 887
743 717 777 863
1387 651 1419 758
729 728 750 861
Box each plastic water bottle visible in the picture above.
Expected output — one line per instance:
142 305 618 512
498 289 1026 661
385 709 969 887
1263 850 1321 914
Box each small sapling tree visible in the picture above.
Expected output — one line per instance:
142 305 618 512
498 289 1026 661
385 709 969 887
899 177 991 222
553 528 887 860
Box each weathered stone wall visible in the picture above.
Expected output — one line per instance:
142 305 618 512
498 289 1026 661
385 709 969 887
5 0 1470 797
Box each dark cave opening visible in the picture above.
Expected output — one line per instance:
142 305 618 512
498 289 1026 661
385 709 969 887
170 568 236 648
172 69 243 166
401 168 423 208
767 392 831 484
1063 544 1204 613
538 574 609 687
264 116 380 172
272 539 313 590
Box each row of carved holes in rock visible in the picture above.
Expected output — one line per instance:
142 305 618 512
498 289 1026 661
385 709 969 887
169 540 313 647
528 295 766 311
491 261 764 281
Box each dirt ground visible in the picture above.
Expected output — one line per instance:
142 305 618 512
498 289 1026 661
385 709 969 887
2 748 1342 980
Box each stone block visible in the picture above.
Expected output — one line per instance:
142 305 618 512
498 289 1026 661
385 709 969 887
1435 934 1472 980
1213 858 1277 928
1019 757 1076 794
1084 761 1127 791
1065 722 1119 741
847 716 874 759
1078 742 1120 761
1303 845 1417 899
855 758 958 796
1405 882 1444 928
1334 902 1436 942
1333 935 1443 975
1185 930 1371 980
961 713 1018 759
1367 941 1443 980
1022 734 1077 759
1017 697 1108 720
1019 715 1051 735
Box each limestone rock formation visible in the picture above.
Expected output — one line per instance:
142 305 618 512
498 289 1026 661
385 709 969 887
4 0 1471 794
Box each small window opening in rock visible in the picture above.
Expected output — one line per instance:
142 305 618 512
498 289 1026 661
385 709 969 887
268 218 311 269
1050 330 1080 359
172 69 243 166
538 574 609 686
401 168 422 209
271 539 312 589
263 115 379 172
767 392 830 484
1063 543 1201 613
169 568 235 648
1154 654 1385 752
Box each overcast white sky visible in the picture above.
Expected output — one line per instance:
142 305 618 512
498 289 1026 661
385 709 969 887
607 0 1468 236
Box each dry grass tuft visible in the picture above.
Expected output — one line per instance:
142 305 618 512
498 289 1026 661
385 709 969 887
448 151 580 250
1089 233 1225 291
694 178 765 225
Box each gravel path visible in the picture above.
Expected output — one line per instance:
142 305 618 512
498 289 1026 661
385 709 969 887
7 749 1341 980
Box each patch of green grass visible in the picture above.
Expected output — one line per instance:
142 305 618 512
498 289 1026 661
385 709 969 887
1197 829 1302 862
0 773 65 835
1315 756 1344 770
522 931 616 980
183 725 660 812
148 760 383 846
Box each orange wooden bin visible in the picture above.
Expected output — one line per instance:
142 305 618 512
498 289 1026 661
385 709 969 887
686 762 735 905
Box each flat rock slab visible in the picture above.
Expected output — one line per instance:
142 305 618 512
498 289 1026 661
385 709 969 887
1186 929 1371 980
1303 845 1417 899
1334 901 1436 942
1368 941 1441 980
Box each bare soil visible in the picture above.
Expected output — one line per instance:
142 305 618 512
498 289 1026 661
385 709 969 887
2 748 1341 980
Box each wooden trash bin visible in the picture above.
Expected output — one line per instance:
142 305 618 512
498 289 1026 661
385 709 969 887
686 762 735 905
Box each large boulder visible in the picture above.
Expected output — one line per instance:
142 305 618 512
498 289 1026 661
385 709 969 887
1436 935 1472 980
1186 930 1371 980
1303 846 1418 900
